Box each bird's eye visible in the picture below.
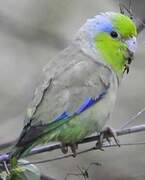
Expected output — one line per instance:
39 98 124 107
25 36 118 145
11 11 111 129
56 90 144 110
110 31 118 38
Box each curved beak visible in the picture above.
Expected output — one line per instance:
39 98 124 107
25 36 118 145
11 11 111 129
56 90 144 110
125 36 137 64
125 36 137 54
123 36 137 74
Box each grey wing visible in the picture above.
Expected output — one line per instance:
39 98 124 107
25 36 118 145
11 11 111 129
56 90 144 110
24 45 84 126
25 49 113 128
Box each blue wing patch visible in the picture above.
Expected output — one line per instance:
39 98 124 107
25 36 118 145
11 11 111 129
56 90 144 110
75 97 96 114
54 111 70 121
53 87 109 122
75 89 107 114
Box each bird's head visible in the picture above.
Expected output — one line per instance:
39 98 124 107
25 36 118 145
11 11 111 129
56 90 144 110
76 12 137 75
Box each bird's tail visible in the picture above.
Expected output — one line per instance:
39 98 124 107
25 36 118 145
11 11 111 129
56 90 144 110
10 142 35 160
10 116 70 160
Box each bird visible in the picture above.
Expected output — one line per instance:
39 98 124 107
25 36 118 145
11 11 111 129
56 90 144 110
11 12 137 159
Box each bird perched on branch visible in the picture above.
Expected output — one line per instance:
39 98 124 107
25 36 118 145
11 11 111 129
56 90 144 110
11 12 137 159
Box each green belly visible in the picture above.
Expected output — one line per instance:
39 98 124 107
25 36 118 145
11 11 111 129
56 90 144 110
40 90 115 144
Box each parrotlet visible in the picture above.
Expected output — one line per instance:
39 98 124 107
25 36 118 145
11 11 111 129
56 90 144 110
11 12 137 159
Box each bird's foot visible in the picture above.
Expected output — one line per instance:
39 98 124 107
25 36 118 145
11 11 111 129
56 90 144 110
123 64 129 74
70 143 78 158
61 143 78 157
96 126 120 150
61 143 68 154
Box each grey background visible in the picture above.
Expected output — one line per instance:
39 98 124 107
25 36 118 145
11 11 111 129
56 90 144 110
0 0 145 179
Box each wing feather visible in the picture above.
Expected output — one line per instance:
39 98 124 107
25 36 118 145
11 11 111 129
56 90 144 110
18 45 113 146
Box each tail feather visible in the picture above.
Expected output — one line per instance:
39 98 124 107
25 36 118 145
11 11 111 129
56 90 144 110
10 143 35 160
10 116 70 160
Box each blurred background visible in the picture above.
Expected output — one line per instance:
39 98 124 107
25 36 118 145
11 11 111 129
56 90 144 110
0 0 145 179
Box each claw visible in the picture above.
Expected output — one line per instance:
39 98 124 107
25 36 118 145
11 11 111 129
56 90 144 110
96 126 120 149
61 143 78 157
96 132 105 151
106 137 111 145
123 64 129 74
102 126 120 147
70 143 78 157
61 143 68 154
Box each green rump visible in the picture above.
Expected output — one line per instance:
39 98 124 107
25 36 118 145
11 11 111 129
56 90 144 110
94 13 137 74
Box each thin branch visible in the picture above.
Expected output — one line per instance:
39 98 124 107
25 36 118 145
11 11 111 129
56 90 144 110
0 109 145 153
120 107 145 129
20 141 145 166
1 123 145 163
28 124 145 157
3 161 10 175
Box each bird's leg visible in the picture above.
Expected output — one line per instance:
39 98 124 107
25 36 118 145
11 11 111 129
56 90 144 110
61 143 78 157
60 143 68 154
70 143 78 158
96 126 120 149
104 126 120 146
96 132 105 151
